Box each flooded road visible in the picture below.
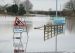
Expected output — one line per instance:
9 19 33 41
0 15 75 53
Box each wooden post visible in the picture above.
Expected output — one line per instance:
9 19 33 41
51 25 52 38
62 24 64 32
44 25 45 41
57 25 58 34
54 25 55 36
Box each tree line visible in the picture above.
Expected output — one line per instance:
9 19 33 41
0 0 74 16
63 0 75 17
2 0 33 15
6 4 26 15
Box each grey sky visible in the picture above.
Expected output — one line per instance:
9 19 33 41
0 0 69 11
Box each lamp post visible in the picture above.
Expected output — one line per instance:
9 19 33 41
55 0 58 52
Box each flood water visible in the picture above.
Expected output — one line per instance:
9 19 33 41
0 15 75 53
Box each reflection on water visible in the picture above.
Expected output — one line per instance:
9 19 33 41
0 15 75 53
0 15 52 53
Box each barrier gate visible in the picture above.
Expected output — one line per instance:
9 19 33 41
34 24 64 41
44 24 64 41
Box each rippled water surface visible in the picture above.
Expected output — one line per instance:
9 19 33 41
0 15 75 53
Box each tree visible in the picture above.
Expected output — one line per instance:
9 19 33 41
13 0 33 14
18 4 26 15
12 4 18 14
21 0 33 13
6 4 18 14
63 0 75 31
13 0 19 6
63 0 75 16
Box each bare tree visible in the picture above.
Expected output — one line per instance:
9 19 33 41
21 0 33 13
63 0 75 31
63 0 75 16
13 0 20 6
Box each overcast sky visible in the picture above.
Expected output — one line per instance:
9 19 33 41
0 0 69 11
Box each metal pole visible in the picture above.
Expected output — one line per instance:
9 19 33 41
55 0 58 52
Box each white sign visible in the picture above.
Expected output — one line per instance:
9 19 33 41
13 28 24 33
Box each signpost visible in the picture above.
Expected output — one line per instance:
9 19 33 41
56 0 58 52
13 17 28 53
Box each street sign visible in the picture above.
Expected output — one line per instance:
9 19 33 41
13 28 24 33
14 17 25 26
13 17 27 33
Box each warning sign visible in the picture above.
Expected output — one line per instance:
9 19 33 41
13 17 27 33
14 17 25 27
